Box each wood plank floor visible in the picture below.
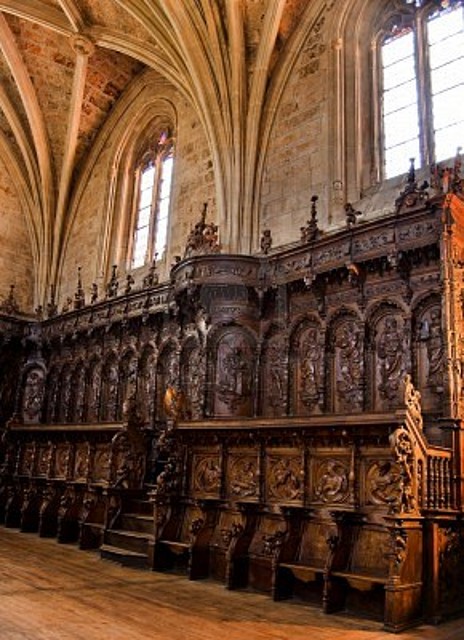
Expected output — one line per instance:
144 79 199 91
0 527 463 640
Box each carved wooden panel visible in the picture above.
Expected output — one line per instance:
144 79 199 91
266 451 303 504
213 329 254 417
181 341 206 420
363 458 402 508
54 444 71 479
19 443 35 475
22 366 46 424
415 303 445 413
311 456 350 505
261 333 288 416
35 444 51 477
226 449 259 501
191 451 221 498
373 313 408 411
74 444 90 482
330 317 364 413
291 322 324 415
100 357 119 422
91 444 111 484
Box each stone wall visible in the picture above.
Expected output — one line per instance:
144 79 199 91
0 156 34 313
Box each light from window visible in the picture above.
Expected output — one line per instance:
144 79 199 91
382 30 421 179
132 164 156 269
131 131 174 269
428 5 464 161
154 154 173 259
380 2 464 180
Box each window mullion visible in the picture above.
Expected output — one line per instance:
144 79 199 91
415 8 434 166
148 157 162 264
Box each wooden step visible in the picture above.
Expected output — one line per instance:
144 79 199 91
105 529 153 555
100 543 149 570
120 513 154 534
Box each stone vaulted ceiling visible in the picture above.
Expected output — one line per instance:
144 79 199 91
0 0 331 305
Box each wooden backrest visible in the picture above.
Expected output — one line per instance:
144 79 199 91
348 525 390 578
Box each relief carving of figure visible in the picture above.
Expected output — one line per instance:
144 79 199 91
366 461 401 506
335 321 363 410
105 363 119 421
299 327 321 409
425 308 444 392
22 368 46 423
185 347 205 419
377 316 405 404
195 457 221 494
270 458 302 501
216 335 252 411
314 460 348 503
230 458 258 498
266 337 287 414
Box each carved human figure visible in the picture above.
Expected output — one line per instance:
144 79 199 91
266 337 286 414
230 459 258 498
216 336 252 412
335 321 363 410
299 327 321 409
104 362 119 421
196 457 221 493
315 460 348 502
272 458 302 500
22 368 46 423
377 316 405 404
425 308 444 391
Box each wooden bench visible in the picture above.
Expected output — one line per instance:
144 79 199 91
209 503 257 589
326 523 391 617
153 500 218 579
246 512 289 595
275 513 338 602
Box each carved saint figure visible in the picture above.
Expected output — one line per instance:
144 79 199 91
315 460 348 503
377 316 404 404
271 458 302 500
230 458 258 498
299 327 321 409
425 308 444 392
195 457 221 494
266 337 286 414
216 335 253 412
22 368 46 423
335 321 363 410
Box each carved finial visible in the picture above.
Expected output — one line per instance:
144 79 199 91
35 305 43 320
106 265 119 298
395 158 429 212
260 229 272 254
344 203 361 229
47 284 58 318
0 284 19 315
62 296 73 313
90 282 98 304
183 204 221 258
300 195 319 242
125 274 135 296
74 266 85 309
143 255 159 288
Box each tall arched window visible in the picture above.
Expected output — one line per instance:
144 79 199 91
131 130 174 269
380 0 464 179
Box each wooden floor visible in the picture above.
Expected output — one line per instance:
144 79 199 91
0 528 462 640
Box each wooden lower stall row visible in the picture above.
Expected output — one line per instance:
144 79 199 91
149 497 423 632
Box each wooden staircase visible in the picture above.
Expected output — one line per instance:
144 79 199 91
100 495 154 570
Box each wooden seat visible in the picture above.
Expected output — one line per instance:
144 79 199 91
153 500 218 579
275 514 337 602
209 505 257 589
326 523 391 617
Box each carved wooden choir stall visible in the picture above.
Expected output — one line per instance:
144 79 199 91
1 166 464 632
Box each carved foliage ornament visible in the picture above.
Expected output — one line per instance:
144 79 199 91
389 426 417 514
